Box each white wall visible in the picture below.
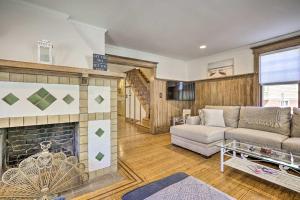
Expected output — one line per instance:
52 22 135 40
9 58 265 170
106 45 188 81
186 47 254 81
0 0 106 68
0 1 256 81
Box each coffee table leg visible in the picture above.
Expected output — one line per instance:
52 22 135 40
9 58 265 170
233 140 236 157
220 146 224 172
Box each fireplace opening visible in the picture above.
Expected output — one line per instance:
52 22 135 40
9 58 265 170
1 122 78 170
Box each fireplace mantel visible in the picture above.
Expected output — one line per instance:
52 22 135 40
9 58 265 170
0 59 126 78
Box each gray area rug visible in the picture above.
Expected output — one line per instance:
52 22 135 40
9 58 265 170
145 176 235 200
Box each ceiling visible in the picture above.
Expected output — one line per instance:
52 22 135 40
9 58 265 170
24 0 300 60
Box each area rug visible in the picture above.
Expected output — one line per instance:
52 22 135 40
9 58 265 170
122 172 235 200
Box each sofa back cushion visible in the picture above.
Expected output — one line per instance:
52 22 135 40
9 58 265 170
292 107 300 137
205 106 240 128
238 107 291 136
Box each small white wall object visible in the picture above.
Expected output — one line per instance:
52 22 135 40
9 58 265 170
182 109 191 118
88 120 111 172
37 40 53 64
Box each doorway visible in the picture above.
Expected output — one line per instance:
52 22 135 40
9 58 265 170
106 54 157 134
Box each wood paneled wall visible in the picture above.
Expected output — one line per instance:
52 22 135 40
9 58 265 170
150 74 258 133
150 79 193 133
193 73 258 111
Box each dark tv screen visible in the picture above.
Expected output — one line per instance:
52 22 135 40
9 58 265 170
166 81 195 101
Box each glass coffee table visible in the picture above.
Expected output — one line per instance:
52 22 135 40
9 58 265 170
217 140 300 193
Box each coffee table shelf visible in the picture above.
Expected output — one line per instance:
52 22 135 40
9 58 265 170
225 157 300 193
217 140 300 193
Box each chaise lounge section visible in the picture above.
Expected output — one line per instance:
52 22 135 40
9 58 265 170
170 125 227 157
170 106 240 157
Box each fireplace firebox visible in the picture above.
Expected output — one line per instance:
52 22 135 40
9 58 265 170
0 123 78 171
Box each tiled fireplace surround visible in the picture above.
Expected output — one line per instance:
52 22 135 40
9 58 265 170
0 60 123 180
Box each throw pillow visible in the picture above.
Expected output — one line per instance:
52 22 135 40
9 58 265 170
292 107 300 137
205 106 240 128
203 109 226 127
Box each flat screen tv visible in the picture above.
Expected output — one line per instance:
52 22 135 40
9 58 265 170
166 81 195 101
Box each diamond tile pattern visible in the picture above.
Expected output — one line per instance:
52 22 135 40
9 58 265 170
95 152 104 161
95 128 104 138
95 95 104 104
2 93 19 106
63 94 74 104
27 88 57 111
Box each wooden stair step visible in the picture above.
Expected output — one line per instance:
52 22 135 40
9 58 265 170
136 122 150 133
142 118 150 127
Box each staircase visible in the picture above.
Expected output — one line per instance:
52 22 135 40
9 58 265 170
126 69 150 133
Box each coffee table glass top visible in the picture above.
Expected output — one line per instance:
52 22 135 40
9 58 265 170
217 140 300 170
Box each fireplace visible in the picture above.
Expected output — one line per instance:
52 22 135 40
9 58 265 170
1 123 78 170
0 59 121 185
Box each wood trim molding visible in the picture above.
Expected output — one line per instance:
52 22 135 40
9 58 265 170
156 73 256 83
251 35 300 55
252 35 300 73
155 77 191 82
0 59 126 78
106 54 158 69
195 73 255 82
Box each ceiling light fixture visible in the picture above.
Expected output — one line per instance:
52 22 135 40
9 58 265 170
199 45 207 49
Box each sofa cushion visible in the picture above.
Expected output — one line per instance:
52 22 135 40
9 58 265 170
238 107 291 136
205 106 240 128
282 138 300 155
170 125 226 144
225 128 288 149
292 107 300 137
202 109 225 127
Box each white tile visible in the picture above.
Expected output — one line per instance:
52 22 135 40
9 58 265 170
0 81 79 118
88 120 111 172
88 86 110 113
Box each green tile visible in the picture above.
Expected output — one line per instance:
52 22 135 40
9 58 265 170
2 93 19 106
95 128 104 138
27 88 56 111
27 94 40 104
45 95 56 103
95 152 104 161
36 88 48 98
35 99 50 111
63 94 74 104
95 95 104 104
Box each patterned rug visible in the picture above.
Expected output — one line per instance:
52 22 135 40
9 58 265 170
122 172 235 200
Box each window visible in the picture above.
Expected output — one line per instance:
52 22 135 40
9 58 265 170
260 46 300 108
262 84 298 107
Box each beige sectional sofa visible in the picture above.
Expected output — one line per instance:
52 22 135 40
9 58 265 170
170 106 300 157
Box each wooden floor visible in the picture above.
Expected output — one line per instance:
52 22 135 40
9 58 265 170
75 119 300 200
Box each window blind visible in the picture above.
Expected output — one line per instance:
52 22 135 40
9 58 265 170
260 47 300 85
